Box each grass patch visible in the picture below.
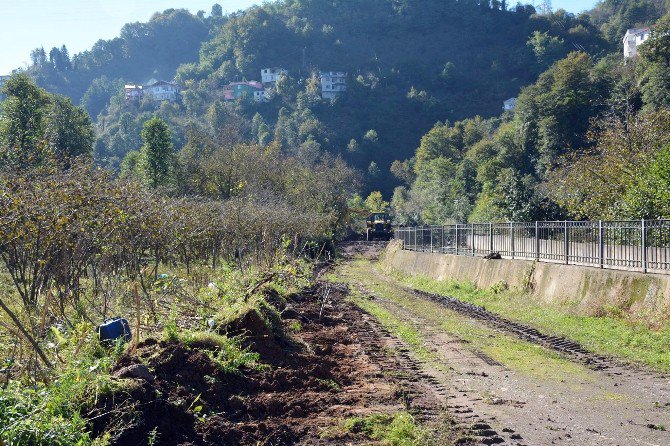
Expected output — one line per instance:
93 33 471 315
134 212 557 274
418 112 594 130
0 324 123 446
393 271 670 372
343 412 427 446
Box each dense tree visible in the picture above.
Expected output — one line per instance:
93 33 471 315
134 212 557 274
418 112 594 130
0 74 51 168
140 117 174 188
0 74 95 169
44 95 95 162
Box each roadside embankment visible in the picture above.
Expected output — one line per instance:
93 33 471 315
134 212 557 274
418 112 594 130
382 240 670 327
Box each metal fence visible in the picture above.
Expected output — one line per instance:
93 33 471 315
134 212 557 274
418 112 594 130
395 220 670 274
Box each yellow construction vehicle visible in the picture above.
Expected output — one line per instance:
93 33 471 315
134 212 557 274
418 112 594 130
366 212 393 241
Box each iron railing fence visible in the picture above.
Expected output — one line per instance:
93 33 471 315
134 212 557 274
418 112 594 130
395 220 670 274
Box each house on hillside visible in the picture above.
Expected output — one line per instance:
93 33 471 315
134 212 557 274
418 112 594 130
144 80 180 102
503 97 517 111
124 84 143 103
223 81 268 102
623 27 652 58
261 68 288 85
320 71 347 100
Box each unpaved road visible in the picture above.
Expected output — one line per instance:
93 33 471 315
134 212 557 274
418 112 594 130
329 242 670 446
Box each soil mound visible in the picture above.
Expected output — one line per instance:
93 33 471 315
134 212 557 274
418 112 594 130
222 307 287 364
89 320 345 445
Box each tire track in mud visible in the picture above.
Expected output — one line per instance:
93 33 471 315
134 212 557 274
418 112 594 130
410 289 629 375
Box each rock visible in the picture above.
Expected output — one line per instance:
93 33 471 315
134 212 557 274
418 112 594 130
113 364 155 382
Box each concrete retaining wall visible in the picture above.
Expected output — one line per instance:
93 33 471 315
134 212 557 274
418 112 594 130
381 241 670 325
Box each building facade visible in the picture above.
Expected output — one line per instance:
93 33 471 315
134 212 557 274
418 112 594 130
623 28 652 58
320 71 347 99
261 68 288 85
144 80 180 102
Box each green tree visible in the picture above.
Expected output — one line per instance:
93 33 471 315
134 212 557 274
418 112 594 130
44 96 95 163
626 142 670 218
0 74 51 168
364 191 389 212
527 31 566 68
140 117 174 188
638 15 670 67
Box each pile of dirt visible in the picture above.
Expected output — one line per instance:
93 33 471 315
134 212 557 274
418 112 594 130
223 307 287 363
89 334 348 445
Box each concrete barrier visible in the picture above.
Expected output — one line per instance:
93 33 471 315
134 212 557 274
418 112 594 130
381 241 670 325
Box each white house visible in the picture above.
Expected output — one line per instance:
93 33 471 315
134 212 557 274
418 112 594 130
143 80 180 102
320 71 347 100
503 97 517 111
261 68 288 85
623 27 652 59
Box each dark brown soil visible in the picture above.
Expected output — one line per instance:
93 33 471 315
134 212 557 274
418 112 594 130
88 278 463 446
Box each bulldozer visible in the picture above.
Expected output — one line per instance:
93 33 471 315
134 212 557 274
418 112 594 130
366 212 393 241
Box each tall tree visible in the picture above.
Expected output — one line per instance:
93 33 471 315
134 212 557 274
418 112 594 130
140 117 174 188
44 96 95 163
0 74 50 168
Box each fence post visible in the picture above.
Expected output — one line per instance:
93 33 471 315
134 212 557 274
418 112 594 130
472 225 475 256
430 226 433 253
413 227 417 251
489 223 494 253
564 221 569 265
642 219 647 273
455 225 459 256
535 220 540 262
441 225 445 253
599 220 603 269
511 222 515 259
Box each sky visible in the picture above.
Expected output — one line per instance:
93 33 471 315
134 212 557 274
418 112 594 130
0 0 599 75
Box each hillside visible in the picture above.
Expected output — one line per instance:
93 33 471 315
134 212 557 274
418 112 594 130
22 1 608 195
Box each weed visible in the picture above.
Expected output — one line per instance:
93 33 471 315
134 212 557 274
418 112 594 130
343 412 426 446
316 378 340 391
147 427 160 446
490 280 509 294
288 321 303 332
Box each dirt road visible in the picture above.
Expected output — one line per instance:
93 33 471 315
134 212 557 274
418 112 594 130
328 242 670 446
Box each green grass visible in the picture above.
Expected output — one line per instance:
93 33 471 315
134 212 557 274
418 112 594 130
0 323 123 446
354 296 433 363
163 324 263 374
393 270 670 372
343 412 427 446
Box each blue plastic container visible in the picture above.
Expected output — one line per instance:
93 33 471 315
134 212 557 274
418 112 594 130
97 317 132 343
